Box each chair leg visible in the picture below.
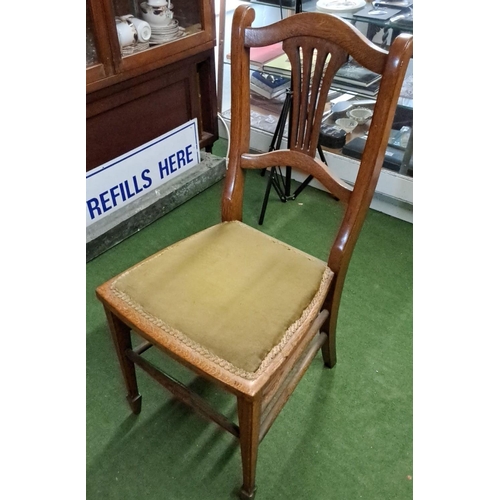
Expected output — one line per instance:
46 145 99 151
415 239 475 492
321 278 346 369
104 308 142 414
321 330 337 369
237 396 261 499
321 302 339 368
321 291 340 369
321 311 337 369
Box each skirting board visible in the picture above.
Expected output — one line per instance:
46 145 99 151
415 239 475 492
86 152 226 262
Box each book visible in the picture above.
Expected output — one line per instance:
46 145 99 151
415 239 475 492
262 55 381 95
333 60 382 88
262 53 292 77
331 79 380 97
263 51 334 79
250 71 291 95
250 82 288 100
227 42 285 69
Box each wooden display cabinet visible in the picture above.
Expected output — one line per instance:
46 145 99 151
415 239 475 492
86 0 218 171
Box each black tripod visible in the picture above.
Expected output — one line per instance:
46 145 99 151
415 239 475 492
258 0 329 225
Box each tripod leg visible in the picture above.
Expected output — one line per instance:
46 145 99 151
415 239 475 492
258 91 292 223
291 143 328 199
317 144 339 202
285 167 292 197
259 167 277 225
291 174 314 199
261 91 292 178
259 166 288 225
317 143 327 164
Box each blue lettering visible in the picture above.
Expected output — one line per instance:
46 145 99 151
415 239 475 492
132 175 143 195
86 198 102 220
119 182 127 200
109 185 121 207
99 192 112 212
176 149 186 168
168 153 177 173
159 147 195 179
123 180 135 199
158 159 169 179
185 145 193 164
141 169 152 189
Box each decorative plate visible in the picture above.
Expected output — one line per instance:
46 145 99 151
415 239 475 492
316 0 366 13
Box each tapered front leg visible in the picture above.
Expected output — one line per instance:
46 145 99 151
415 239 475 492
104 308 142 414
237 396 262 499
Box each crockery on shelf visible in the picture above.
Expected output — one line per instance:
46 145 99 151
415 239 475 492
347 107 373 124
335 117 358 133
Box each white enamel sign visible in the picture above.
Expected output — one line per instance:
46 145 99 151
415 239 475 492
86 119 200 227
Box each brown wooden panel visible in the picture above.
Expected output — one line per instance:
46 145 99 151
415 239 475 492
87 67 197 171
197 52 218 141
87 0 117 85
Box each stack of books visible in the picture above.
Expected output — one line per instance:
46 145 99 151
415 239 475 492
331 60 382 97
250 71 291 99
227 42 285 71
262 53 292 78
261 55 382 98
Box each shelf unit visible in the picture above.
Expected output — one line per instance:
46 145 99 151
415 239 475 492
86 0 219 172
217 0 413 222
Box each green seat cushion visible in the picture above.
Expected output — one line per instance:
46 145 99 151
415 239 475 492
111 221 332 376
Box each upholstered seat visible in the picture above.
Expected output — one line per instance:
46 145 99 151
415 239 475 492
101 221 333 376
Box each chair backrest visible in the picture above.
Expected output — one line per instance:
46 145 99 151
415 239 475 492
222 5 413 280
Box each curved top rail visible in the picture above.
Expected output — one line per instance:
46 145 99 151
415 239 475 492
244 12 388 74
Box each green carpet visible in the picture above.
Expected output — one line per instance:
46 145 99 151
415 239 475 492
86 145 413 499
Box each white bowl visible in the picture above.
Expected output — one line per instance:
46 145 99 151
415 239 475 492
347 107 373 125
335 118 358 134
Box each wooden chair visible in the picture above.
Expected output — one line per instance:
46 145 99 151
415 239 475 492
96 6 413 499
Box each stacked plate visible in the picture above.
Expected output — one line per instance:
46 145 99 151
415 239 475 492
149 20 184 44
121 41 150 56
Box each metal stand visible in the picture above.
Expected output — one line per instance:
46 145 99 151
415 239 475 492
258 90 329 224
258 0 329 225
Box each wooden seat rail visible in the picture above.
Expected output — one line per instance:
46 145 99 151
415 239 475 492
124 308 329 444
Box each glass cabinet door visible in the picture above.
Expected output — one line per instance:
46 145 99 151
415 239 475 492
86 3 99 68
87 0 216 90
111 0 203 56
87 0 115 84
110 0 214 75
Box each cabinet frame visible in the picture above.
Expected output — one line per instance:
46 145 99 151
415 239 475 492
87 0 217 91
86 0 218 171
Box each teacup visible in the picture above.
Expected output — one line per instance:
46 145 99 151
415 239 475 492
129 16 152 42
140 2 174 27
115 19 136 47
